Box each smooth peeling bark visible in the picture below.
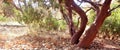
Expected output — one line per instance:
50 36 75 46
71 0 88 44
77 0 112 48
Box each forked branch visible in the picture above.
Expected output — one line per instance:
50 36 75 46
83 0 100 13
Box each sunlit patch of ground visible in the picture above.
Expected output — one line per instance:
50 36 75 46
0 22 120 50
0 21 28 40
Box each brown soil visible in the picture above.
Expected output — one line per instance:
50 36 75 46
0 24 120 50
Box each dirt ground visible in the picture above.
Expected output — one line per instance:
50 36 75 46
0 22 120 50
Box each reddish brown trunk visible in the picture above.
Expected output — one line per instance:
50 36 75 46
77 0 112 48
71 0 88 44
58 0 115 48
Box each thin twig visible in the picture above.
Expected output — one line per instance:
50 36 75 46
83 0 100 14
76 16 80 30
109 5 120 12
85 8 93 13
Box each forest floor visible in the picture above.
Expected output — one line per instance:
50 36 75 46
0 22 120 50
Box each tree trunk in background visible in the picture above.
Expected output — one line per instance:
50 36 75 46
77 0 112 48
65 0 75 36
58 0 76 36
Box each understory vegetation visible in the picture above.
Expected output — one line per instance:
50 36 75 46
1 2 120 36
